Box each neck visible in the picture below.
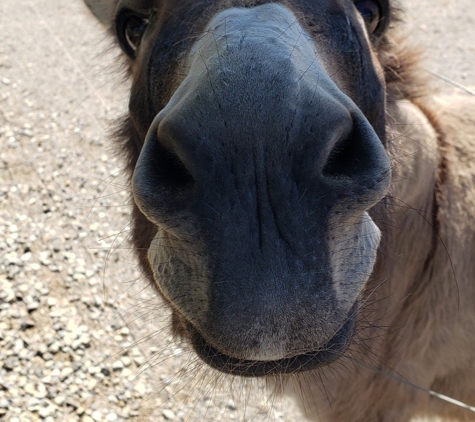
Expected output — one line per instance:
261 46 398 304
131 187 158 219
366 99 440 329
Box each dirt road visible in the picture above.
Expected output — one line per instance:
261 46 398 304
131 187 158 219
0 1 473 421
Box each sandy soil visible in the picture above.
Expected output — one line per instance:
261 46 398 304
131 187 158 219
0 0 473 421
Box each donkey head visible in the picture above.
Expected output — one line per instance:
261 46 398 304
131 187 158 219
86 0 392 376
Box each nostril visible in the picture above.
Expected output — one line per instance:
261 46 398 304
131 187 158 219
132 128 195 218
322 123 382 181
153 140 195 192
322 132 361 179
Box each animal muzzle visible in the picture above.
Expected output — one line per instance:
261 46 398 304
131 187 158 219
132 4 391 369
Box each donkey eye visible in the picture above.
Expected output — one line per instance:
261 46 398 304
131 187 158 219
125 14 149 51
354 0 382 34
117 10 149 56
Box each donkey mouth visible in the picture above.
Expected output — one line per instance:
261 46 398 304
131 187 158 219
186 305 357 377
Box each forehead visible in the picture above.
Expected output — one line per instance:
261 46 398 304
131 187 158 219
115 0 349 14
116 0 358 47
123 0 387 133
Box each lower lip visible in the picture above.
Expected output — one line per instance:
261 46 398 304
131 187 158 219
188 305 357 377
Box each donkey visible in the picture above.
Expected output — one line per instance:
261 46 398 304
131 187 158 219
84 0 475 420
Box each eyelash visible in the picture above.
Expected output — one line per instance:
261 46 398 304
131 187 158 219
116 9 150 57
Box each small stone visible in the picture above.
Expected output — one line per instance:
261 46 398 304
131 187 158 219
60 367 74 380
133 356 146 366
112 360 124 371
38 405 55 418
27 397 42 409
24 383 36 395
41 375 52 384
88 366 100 375
162 409 176 420
26 299 40 312
21 252 32 262
121 356 131 367
126 371 138 383
79 334 91 345
71 339 83 350
88 277 99 286
94 295 103 307
107 395 118 403
47 298 57 307
21 317 36 330
1 286 15 303
13 338 24 352
8 387 19 397
49 342 60 353
135 382 146 396
49 264 61 273
50 368 61 377
172 347 183 356
65 398 80 409
30 263 41 271
36 384 48 399
49 310 64 318
91 410 102 421
54 396 65 405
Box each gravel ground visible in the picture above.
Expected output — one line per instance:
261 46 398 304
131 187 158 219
0 1 473 422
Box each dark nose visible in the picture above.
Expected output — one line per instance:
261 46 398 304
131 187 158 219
132 9 390 224
133 94 389 217
131 3 391 363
